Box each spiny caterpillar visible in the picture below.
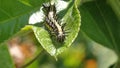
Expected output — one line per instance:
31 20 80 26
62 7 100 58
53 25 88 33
42 2 66 42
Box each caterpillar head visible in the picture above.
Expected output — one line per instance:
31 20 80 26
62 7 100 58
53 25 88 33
42 3 56 16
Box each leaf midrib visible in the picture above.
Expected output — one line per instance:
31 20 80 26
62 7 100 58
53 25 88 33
95 2 118 53
81 6 110 46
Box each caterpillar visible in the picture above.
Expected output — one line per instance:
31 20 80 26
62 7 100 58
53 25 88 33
42 2 66 42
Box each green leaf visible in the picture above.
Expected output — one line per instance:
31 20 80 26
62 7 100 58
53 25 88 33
30 0 81 57
32 26 56 56
0 15 28 43
0 0 48 43
107 0 120 21
56 0 81 55
79 0 120 56
0 43 15 68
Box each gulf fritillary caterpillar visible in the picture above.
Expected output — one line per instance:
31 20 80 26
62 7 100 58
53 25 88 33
42 2 66 42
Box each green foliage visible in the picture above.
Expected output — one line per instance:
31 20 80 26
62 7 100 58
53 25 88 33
0 43 15 68
107 0 120 21
79 0 120 67
0 0 80 68
80 0 120 54
0 0 47 43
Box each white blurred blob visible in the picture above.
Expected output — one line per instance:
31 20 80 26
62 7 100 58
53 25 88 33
29 7 44 24
90 41 118 68
9 44 24 60
29 0 69 24
56 0 69 13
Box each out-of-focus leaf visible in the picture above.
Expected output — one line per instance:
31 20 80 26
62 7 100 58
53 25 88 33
3 26 43 68
89 41 118 68
81 0 94 4
15 26 43 67
79 0 120 54
0 43 15 68
0 0 48 43
107 0 120 21
26 60 39 68
61 45 85 68
0 15 28 43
